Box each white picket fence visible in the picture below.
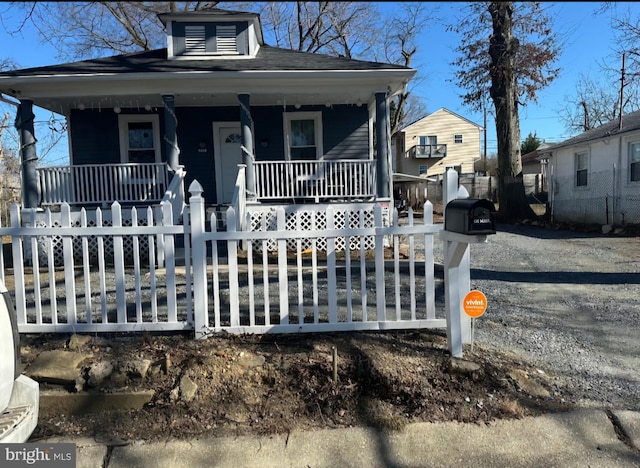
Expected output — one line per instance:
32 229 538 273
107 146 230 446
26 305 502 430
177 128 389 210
0 172 477 357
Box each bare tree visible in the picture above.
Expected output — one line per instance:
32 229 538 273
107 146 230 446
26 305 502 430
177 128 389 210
560 73 640 133
260 1 377 57
380 2 433 135
9 2 221 59
449 2 560 221
609 5 640 86
0 112 21 220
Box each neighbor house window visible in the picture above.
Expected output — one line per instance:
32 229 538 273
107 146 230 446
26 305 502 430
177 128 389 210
630 142 640 182
118 115 161 163
419 135 437 146
454 134 463 144
418 165 428 175
417 136 437 157
575 151 588 187
284 112 323 160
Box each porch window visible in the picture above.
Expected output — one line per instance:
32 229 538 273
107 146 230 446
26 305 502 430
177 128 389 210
454 134 463 144
118 115 161 163
284 112 323 160
575 151 588 187
630 142 640 182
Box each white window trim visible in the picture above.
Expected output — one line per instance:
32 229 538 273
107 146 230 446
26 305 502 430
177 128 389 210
283 111 324 160
575 150 589 188
629 141 640 183
118 114 162 164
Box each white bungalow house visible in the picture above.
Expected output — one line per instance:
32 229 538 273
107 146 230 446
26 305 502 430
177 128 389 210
0 8 415 233
542 110 640 226
391 108 483 178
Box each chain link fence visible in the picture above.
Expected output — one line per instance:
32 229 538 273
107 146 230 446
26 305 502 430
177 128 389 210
550 169 640 226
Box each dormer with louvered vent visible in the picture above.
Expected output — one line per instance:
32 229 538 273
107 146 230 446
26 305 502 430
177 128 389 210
159 9 263 59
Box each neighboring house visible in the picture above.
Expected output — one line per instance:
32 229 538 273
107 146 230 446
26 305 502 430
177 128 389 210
542 110 640 226
392 108 483 178
521 142 551 195
0 8 415 229
521 142 551 175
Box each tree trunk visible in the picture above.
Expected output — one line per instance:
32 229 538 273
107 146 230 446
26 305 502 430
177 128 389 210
488 2 537 221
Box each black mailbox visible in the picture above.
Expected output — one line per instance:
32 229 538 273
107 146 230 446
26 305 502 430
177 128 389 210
445 198 497 235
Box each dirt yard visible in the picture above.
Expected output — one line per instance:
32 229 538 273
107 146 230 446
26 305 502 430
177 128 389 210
24 330 573 443
21 220 640 443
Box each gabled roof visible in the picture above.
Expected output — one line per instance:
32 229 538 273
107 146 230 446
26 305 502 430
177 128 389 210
399 107 483 132
544 109 640 152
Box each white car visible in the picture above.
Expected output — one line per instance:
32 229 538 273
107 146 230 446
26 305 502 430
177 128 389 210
0 279 39 442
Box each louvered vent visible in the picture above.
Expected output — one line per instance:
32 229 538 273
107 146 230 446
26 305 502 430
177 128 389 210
185 25 206 53
216 25 237 52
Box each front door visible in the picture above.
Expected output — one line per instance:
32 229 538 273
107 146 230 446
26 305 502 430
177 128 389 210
213 123 242 204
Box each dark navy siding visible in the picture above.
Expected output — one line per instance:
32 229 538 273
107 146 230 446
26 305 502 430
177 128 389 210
177 107 238 204
68 104 370 205
252 107 286 161
70 109 166 165
322 105 369 160
69 109 122 164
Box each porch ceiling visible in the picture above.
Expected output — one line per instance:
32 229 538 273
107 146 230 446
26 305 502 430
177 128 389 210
0 70 413 116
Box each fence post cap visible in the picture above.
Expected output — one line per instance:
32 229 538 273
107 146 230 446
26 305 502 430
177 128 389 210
188 180 204 196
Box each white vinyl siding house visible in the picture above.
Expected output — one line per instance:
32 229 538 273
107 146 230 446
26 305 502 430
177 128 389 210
544 110 640 225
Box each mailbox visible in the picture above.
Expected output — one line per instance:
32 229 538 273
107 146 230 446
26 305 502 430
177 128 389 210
444 198 497 235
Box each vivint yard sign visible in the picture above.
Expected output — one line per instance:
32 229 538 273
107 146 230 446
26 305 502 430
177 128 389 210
463 290 487 318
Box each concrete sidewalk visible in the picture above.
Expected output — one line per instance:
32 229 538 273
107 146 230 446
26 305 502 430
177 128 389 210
42 409 640 467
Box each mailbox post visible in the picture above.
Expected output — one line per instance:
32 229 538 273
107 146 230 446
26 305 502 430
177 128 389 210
440 170 496 358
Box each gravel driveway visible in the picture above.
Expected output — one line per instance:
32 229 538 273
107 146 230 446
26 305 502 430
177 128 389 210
435 223 640 411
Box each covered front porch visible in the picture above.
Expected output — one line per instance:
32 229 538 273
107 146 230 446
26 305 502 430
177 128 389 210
14 87 395 224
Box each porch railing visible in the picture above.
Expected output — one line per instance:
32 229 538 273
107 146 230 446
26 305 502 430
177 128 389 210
410 144 447 159
253 159 376 202
37 163 170 206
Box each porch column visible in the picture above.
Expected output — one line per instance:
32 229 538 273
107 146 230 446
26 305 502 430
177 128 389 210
162 94 180 171
238 93 256 200
15 99 39 208
375 91 391 198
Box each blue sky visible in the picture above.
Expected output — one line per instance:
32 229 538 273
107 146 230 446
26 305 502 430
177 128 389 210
0 1 638 164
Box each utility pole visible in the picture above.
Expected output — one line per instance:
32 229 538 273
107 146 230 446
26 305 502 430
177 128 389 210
619 52 625 130
483 104 487 162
